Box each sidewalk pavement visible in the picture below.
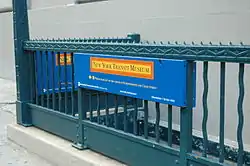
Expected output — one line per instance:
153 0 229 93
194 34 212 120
0 78 53 166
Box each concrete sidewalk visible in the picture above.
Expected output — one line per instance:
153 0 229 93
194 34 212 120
0 78 53 166
1 78 124 166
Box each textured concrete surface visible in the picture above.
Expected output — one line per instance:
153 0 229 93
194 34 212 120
7 124 125 166
0 78 53 166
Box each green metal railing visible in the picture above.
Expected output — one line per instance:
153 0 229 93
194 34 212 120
12 0 249 166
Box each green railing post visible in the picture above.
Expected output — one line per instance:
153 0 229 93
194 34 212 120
127 33 141 43
73 88 87 150
180 61 194 165
12 0 32 126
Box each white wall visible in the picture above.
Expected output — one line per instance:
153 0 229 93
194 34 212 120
0 0 11 9
0 12 14 80
30 0 72 9
1 0 250 149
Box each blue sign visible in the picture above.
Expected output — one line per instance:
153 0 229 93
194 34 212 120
74 53 196 107
36 51 75 95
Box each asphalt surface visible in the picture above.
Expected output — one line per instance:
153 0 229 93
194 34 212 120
0 78 53 166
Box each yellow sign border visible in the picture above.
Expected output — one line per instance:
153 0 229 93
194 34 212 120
90 57 154 80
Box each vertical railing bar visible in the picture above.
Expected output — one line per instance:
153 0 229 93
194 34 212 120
155 102 160 143
51 51 56 110
76 88 86 149
46 51 50 108
57 52 62 112
89 92 93 121
123 96 128 132
64 52 68 114
29 51 35 104
105 93 109 126
168 105 173 147
144 100 149 139
202 61 209 157
97 92 101 124
219 62 226 163
114 95 118 129
34 51 39 105
40 51 44 107
180 61 194 166
237 63 245 166
71 52 75 116
133 98 138 135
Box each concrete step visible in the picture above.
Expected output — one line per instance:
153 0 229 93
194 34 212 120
7 124 125 166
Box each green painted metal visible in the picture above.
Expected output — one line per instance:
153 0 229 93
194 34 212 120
12 0 32 126
28 103 78 141
52 51 56 110
97 93 101 124
34 33 140 43
74 88 87 149
219 62 226 163
57 52 62 112
180 61 194 166
114 95 118 129
105 93 109 126
187 154 226 166
29 54 36 104
127 33 141 43
70 52 75 115
23 41 250 63
83 121 180 166
46 51 50 108
33 51 39 105
145 120 250 165
40 51 45 107
155 102 160 143
168 105 173 147
202 61 209 157
144 100 149 139
89 92 93 121
237 63 245 165
133 98 138 135
123 96 128 132
64 53 69 114
16 101 32 127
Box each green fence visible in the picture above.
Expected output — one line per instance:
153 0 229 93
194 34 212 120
13 0 249 166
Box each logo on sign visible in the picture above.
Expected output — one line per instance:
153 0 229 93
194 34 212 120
56 53 72 66
90 57 154 80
